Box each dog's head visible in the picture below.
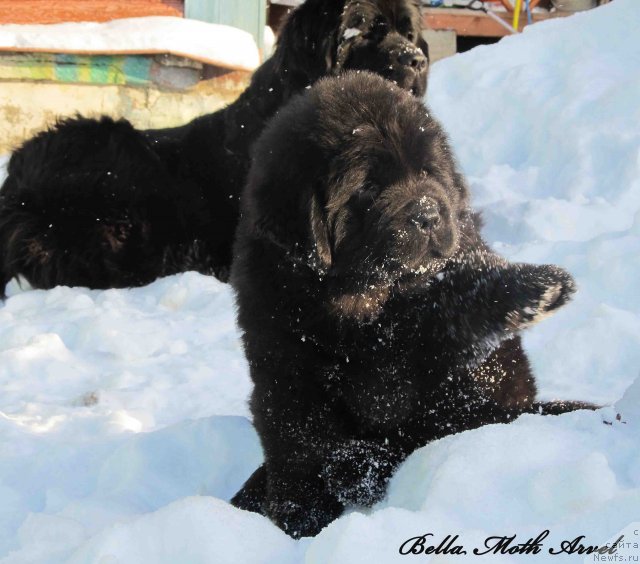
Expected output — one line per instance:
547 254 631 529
274 0 429 97
243 73 468 293
336 0 429 96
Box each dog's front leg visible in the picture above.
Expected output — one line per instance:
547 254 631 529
230 464 268 515
320 439 405 507
422 258 577 369
264 453 344 538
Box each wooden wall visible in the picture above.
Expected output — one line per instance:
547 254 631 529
186 0 266 52
0 1 183 25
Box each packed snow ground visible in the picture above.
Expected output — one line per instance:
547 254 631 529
1 1 639 562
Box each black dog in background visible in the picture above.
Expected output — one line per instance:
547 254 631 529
230 73 594 538
0 0 429 298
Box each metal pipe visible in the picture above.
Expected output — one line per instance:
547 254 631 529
513 0 523 29
484 6 519 34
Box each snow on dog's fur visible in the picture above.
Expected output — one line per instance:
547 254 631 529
230 73 595 538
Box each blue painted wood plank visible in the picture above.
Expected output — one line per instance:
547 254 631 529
185 0 266 53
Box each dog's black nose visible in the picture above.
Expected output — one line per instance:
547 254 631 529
410 199 441 232
398 50 427 72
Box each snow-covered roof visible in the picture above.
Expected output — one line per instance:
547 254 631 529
0 16 260 71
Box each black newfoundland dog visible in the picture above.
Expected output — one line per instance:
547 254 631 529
230 72 593 538
0 0 429 298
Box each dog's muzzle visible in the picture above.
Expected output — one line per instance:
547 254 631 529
405 196 457 259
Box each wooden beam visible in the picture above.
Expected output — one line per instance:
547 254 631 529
0 1 184 25
423 7 572 38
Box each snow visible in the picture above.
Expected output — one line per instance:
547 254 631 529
1 1 639 562
0 17 260 72
428 0 640 408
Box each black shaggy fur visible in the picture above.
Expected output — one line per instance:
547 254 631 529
229 73 594 538
0 0 429 298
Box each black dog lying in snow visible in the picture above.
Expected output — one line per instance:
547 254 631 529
230 73 593 538
0 0 429 298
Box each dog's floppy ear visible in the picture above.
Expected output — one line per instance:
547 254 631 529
310 191 332 268
248 171 301 254
273 0 345 84
243 137 332 272
248 179 332 273
242 80 333 272
416 32 430 97
418 33 430 63
243 167 332 271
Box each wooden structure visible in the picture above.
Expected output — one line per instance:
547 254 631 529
423 6 573 37
268 0 582 39
0 1 184 24
187 0 266 53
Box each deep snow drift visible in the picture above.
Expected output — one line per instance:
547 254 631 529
1 1 639 562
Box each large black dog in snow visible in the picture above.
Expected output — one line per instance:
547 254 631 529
230 73 593 538
0 0 429 297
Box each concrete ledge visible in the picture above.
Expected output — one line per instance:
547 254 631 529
0 69 250 153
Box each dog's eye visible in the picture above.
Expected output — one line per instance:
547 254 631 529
355 185 377 203
407 32 415 42
371 17 389 35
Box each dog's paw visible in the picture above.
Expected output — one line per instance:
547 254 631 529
322 440 400 506
265 496 342 539
506 264 576 330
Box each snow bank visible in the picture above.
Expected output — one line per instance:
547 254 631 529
0 17 260 71
0 275 258 561
1 1 639 562
307 407 640 563
66 497 298 564
429 0 640 406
